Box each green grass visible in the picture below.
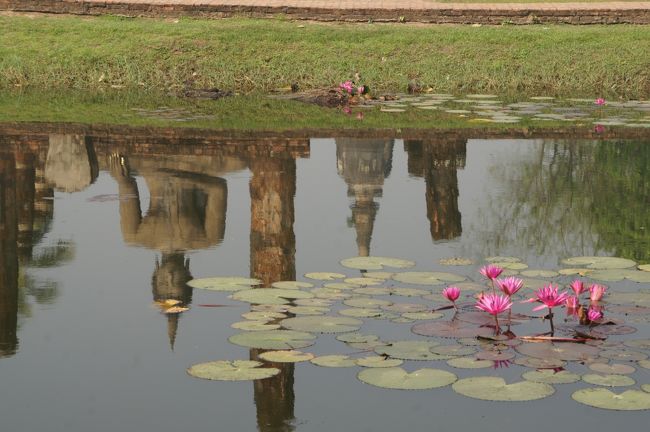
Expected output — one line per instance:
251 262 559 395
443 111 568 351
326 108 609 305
1 15 649 98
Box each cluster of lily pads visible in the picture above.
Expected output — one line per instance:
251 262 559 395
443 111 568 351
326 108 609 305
348 93 650 128
185 255 650 411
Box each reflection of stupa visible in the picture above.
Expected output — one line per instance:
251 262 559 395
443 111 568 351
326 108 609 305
404 139 466 241
336 138 394 256
108 153 241 350
45 134 98 193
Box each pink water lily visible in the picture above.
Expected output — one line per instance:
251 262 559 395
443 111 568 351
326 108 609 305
589 284 607 302
528 284 570 312
570 280 586 297
565 295 579 310
476 293 512 331
339 80 354 94
595 98 606 106
442 286 461 303
480 264 504 281
496 276 524 296
588 305 603 323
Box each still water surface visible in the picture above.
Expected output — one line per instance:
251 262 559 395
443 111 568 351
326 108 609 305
0 126 648 431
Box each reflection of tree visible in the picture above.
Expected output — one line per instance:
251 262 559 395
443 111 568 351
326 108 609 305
0 154 19 357
336 138 394 257
469 140 650 262
249 153 298 432
109 153 229 350
404 139 465 241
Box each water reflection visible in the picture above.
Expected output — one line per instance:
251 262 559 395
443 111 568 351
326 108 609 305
336 138 394 257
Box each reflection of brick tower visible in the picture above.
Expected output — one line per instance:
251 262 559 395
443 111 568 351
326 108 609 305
109 154 231 350
404 139 466 241
0 154 19 357
45 134 98 193
248 143 308 432
336 138 394 257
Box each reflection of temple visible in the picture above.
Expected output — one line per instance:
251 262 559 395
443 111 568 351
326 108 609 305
0 155 19 357
248 146 306 432
404 139 466 241
335 138 394 256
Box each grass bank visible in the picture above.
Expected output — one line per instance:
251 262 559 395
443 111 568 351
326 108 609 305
0 15 649 98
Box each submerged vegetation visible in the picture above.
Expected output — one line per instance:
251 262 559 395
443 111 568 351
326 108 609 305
1 15 649 98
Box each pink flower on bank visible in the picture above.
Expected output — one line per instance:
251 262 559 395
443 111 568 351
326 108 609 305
442 286 461 303
339 81 354 94
496 276 524 296
565 295 579 309
589 284 607 302
480 264 504 281
570 280 586 297
595 98 606 106
594 124 605 134
527 284 570 312
588 305 603 322
356 112 364 120
343 106 352 115
357 86 365 95
476 293 512 316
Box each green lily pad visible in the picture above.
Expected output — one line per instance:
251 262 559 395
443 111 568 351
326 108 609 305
294 298 332 307
375 341 445 361
452 377 555 401
515 342 600 361
431 345 477 356
287 306 330 316
513 356 566 369
393 272 466 285
228 330 316 350
311 288 352 300
582 374 636 387
623 339 650 350
401 311 444 320
412 321 496 339
363 271 395 280
258 350 314 363
281 316 363 333
520 277 549 290
639 360 650 369
336 333 381 344
310 355 357 368
486 256 521 263
491 262 529 270
382 303 428 313
231 321 281 331
344 297 392 308
358 367 457 390
339 308 382 318
304 272 346 281
520 270 559 278
353 287 392 296
572 388 650 410
340 256 415 270
187 277 262 292
643 385 650 393
187 360 279 381
608 291 650 307
522 370 581 384
231 288 313 305
562 256 636 269
600 350 647 361
391 287 430 297
356 356 404 368
391 317 415 324
242 311 287 321
446 357 493 369
344 277 384 286
558 268 594 276
271 281 314 289
323 283 357 290
589 363 636 375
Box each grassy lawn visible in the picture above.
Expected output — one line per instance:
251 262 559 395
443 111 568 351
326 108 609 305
0 15 648 98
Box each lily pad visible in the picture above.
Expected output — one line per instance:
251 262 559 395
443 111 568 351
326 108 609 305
412 321 496 339
363 271 394 280
304 272 346 281
356 356 404 368
608 291 650 307
558 268 594 276
390 287 430 297
623 339 650 350
520 270 559 278
452 377 555 401
231 288 313 305
562 256 636 269
187 360 279 381
287 306 330 316
439 257 474 266
522 370 581 384
242 311 287 321
582 374 636 387
336 333 381 344
231 321 281 331
375 340 444 361
344 297 392 308
572 388 650 410
382 303 428 313
402 311 444 320
358 367 457 390
513 356 566 369
281 316 362 333
228 330 316 350
343 277 383 286
515 342 600 361
589 363 636 375
311 288 352 300
486 256 521 263
599 349 647 361
323 282 357 290
293 298 332 307
638 360 650 369
310 355 357 368
446 357 493 369
339 308 382 318
271 281 314 289
490 262 529 270
340 256 415 270
475 350 515 361
393 272 466 285
187 277 262 292
353 287 392 296
431 345 477 356
258 350 314 363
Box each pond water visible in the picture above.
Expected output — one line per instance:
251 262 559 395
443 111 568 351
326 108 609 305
0 122 649 432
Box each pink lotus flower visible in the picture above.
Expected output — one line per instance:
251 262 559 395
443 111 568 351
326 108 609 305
594 124 605 134
480 264 504 280
357 86 365 95
496 276 524 296
528 284 570 312
339 81 354 94
565 295 579 309
476 293 512 316
442 286 461 303
595 98 606 106
570 280 586 297
589 284 607 302
587 305 603 322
